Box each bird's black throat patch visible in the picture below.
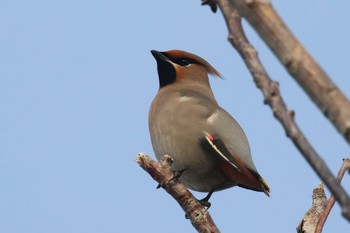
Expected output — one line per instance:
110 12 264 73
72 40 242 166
151 50 177 88
156 58 176 88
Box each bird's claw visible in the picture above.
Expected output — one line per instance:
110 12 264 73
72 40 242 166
156 168 186 189
198 198 212 210
198 191 214 209
170 169 186 181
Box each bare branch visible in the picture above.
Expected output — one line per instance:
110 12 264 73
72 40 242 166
226 0 350 144
296 184 327 233
297 159 350 233
135 153 220 233
315 158 350 233
212 0 350 220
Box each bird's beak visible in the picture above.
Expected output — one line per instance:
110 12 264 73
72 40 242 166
151 50 170 63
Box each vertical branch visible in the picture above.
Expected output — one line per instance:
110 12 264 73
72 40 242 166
297 159 350 233
296 184 327 233
213 0 350 220
315 158 350 233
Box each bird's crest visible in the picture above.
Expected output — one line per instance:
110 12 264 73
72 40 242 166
165 50 223 79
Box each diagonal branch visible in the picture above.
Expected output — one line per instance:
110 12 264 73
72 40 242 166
226 0 350 144
211 0 350 220
135 153 220 233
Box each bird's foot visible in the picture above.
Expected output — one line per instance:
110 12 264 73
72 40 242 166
198 191 214 209
156 168 186 189
170 168 186 181
198 198 212 209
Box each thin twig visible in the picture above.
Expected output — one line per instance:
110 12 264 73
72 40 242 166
315 158 350 233
135 153 220 233
211 0 350 220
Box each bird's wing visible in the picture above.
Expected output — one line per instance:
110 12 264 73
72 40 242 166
201 133 243 173
205 108 255 166
202 109 270 196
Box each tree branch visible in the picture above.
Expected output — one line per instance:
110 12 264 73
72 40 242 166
297 158 350 233
315 158 350 233
135 153 220 233
209 0 350 220
296 183 327 233
226 0 350 144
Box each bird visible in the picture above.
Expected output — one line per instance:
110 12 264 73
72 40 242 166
148 49 270 205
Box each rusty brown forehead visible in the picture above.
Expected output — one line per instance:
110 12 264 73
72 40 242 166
165 50 212 69
165 50 223 78
166 50 203 62
165 49 189 58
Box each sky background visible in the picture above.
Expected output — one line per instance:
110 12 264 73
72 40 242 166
1 1 349 232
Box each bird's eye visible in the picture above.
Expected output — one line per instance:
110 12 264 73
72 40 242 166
181 59 191 67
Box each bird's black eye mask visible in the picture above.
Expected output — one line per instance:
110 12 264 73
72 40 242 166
154 51 203 88
161 52 200 67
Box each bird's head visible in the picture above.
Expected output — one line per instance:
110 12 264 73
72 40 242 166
151 50 222 89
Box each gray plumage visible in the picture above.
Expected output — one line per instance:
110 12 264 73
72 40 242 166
149 50 270 196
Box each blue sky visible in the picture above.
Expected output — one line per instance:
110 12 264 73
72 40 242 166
1 1 349 232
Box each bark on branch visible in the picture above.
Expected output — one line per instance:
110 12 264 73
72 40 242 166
208 0 350 220
296 183 327 233
135 153 220 233
226 0 350 144
315 158 350 233
297 158 350 233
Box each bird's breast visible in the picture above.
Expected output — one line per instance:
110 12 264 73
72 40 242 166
149 93 229 191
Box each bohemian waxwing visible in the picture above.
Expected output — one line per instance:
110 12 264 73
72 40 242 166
149 49 270 204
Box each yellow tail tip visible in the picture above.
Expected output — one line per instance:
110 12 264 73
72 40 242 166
259 176 270 197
